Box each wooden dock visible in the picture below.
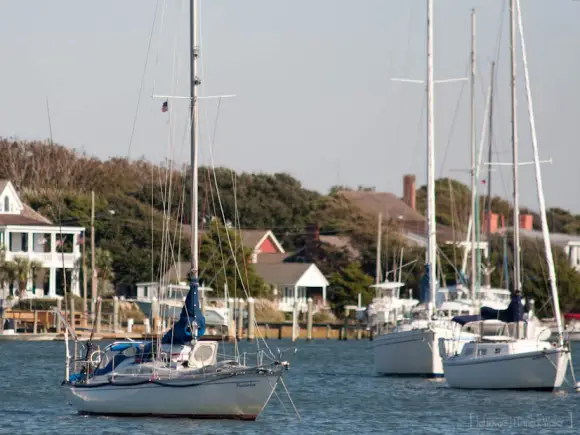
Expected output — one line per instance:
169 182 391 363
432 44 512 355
1 303 371 342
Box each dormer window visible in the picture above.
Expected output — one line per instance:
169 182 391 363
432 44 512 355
3 196 8 213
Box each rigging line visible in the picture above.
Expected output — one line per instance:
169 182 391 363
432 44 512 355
207 178 240 358
279 377 301 422
204 106 274 358
126 0 160 158
151 0 169 96
438 56 470 177
391 2 416 164
488 0 511 203
158 0 183 312
406 91 426 176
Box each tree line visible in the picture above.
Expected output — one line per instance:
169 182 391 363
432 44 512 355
2 139 580 317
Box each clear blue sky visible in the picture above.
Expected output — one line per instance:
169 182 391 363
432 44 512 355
1 0 579 212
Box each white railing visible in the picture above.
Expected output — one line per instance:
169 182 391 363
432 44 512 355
5 251 78 267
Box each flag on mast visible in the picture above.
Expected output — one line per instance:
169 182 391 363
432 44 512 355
161 101 168 112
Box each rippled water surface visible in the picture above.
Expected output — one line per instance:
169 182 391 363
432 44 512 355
0 339 579 434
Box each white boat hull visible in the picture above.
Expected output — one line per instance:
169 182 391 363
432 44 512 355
373 326 468 377
65 372 280 420
443 347 570 390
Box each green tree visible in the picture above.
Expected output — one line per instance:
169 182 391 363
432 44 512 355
12 256 30 297
328 262 373 316
29 259 43 295
198 219 269 298
95 248 115 297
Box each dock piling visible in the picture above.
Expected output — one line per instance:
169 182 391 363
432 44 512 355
113 296 119 332
227 298 235 341
96 297 102 333
307 298 313 341
236 299 244 340
247 298 255 341
69 298 75 331
56 299 62 333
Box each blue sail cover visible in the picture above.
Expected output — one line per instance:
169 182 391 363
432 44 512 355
452 293 525 325
161 276 206 345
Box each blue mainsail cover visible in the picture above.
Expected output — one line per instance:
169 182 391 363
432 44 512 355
161 276 206 345
452 293 525 325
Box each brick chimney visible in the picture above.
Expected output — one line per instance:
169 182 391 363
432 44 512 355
482 212 499 234
306 223 320 241
520 214 533 231
403 174 416 210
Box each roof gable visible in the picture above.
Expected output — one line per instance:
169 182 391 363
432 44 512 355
0 180 52 226
0 180 24 215
241 229 285 253
296 264 330 287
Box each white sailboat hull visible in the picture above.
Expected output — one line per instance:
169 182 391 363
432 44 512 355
65 372 280 420
373 326 468 377
443 347 570 390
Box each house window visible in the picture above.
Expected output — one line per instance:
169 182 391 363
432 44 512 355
3 196 8 212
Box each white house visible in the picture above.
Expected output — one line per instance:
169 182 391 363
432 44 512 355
254 262 330 313
0 180 84 299
519 228 580 273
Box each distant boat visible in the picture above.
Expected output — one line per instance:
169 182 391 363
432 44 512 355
371 0 475 377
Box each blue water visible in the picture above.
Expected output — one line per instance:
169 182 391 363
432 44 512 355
0 339 578 434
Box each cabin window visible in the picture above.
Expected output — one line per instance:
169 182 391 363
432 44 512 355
464 348 474 357
3 196 8 212
477 348 487 356
495 348 501 354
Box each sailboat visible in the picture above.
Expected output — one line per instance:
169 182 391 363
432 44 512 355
59 0 290 418
372 0 475 377
440 0 571 390
365 214 419 332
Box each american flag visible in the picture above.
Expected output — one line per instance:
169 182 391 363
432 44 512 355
161 101 168 112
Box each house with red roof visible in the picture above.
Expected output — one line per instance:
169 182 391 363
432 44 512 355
136 227 330 313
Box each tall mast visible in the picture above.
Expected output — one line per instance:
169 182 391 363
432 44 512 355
469 9 478 309
509 0 521 297
514 0 563 344
426 0 436 319
190 0 200 277
485 61 495 287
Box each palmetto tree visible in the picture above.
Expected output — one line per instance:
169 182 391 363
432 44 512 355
29 260 43 295
13 256 30 298
0 245 9 293
95 248 114 297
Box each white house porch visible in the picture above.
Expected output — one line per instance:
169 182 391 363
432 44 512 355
254 263 329 313
0 180 84 300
